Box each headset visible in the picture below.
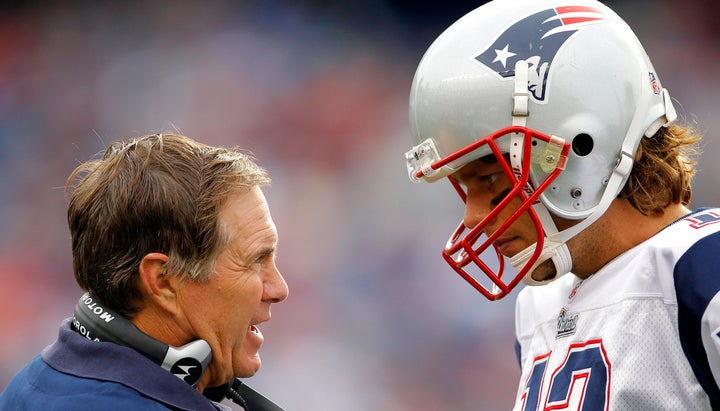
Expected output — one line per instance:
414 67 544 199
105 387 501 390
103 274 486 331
72 292 285 411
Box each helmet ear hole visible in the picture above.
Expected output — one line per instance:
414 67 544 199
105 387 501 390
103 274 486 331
572 134 594 156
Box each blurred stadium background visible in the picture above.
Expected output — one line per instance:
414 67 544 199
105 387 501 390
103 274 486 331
0 1 717 409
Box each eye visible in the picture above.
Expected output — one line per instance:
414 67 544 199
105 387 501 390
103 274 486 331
480 173 498 185
477 172 500 189
252 249 277 268
253 255 266 267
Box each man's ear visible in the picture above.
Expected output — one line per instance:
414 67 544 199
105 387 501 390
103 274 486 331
138 253 178 314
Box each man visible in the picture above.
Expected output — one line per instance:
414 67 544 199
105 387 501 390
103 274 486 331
0 134 288 410
404 0 720 408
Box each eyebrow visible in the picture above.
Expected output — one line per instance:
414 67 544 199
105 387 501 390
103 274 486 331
453 160 497 183
252 246 276 262
479 153 499 163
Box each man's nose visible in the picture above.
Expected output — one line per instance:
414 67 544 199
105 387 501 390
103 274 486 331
265 263 289 304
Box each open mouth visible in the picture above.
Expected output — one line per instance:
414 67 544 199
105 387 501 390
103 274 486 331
246 324 265 350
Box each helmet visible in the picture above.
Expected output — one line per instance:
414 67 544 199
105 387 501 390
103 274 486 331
405 0 677 300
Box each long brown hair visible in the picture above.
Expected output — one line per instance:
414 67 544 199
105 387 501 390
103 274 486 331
621 122 702 216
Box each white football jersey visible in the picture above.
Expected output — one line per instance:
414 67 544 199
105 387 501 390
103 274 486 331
513 208 720 410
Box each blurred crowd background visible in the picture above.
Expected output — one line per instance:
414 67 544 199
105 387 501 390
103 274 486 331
0 1 718 410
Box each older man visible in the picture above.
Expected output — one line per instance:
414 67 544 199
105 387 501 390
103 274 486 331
0 134 288 410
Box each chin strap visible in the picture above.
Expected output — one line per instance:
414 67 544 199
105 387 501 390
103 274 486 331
512 60 529 128
511 86 676 283
505 59 649 285
508 59 573 284
510 150 634 284
510 204 573 285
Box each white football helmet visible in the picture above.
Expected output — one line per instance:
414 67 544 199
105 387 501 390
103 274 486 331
405 0 677 300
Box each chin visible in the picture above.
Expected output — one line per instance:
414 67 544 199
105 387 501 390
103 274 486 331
235 356 262 378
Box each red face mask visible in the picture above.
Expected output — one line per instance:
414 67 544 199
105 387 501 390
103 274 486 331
412 126 570 300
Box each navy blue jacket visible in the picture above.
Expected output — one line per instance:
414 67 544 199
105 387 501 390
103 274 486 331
0 319 230 411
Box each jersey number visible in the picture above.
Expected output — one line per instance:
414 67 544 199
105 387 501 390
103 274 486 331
520 339 611 411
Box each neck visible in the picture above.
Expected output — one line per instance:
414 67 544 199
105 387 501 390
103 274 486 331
568 200 690 278
131 303 189 348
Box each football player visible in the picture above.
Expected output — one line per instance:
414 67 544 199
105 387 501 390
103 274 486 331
404 0 720 408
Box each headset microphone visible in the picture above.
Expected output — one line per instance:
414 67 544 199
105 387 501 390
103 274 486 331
203 378 285 411
72 292 285 410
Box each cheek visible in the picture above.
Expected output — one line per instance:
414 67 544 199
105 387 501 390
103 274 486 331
496 195 528 221
502 204 541 239
187 278 259 326
218 279 264 320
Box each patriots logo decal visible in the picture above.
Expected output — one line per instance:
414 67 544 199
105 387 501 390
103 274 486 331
474 6 606 102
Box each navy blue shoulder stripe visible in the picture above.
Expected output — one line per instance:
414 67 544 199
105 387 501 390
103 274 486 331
675 230 720 408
